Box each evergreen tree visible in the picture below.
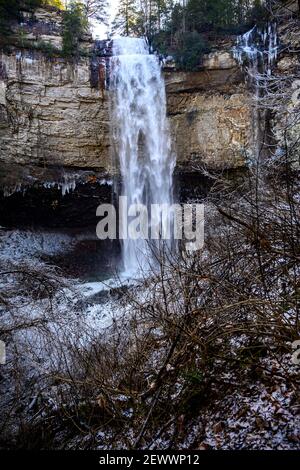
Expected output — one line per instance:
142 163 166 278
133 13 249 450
137 0 169 37
150 0 267 70
112 0 138 36
0 0 43 35
81 0 109 24
62 0 88 56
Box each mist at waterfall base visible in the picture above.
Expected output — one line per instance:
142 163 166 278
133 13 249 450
110 37 176 277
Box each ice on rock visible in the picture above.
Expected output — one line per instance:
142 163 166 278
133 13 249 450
233 22 278 76
2 175 113 199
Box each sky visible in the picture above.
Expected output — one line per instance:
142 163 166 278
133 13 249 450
92 0 120 39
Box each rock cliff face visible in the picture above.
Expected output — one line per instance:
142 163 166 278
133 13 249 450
166 62 251 171
0 6 111 195
0 49 250 187
0 6 252 194
272 16 300 166
0 51 110 173
1 5 299 199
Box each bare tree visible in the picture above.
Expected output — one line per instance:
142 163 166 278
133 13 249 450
81 0 109 23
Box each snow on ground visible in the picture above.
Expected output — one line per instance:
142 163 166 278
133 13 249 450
1 227 299 450
0 228 127 361
186 355 300 450
0 228 77 260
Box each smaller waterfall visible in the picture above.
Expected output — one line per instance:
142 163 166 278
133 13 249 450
233 23 278 77
110 38 176 275
233 23 279 161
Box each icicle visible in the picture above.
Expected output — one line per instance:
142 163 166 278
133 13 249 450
233 22 278 76
2 183 24 198
61 178 76 196
232 22 279 164
2 176 112 199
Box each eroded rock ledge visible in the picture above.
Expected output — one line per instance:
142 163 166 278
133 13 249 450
166 66 251 171
0 51 111 173
0 6 251 200
0 49 250 185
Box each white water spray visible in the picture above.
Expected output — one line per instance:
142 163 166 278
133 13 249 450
110 38 176 275
233 23 279 161
233 23 278 77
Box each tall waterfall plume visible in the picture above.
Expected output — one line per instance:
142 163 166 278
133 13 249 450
110 38 176 275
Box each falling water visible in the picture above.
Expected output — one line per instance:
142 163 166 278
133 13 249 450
233 22 278 76
233 23 278 161
110 38 176 275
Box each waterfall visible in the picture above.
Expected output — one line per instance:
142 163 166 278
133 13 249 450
233 23 278 77
110 37 176 275
233 23 278 161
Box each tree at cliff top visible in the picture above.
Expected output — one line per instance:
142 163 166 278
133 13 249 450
112 0 139 36
81 0 109 23
136 0 171 37
62 0 88 56
111 0 174 37
0 0 43 34
173 30 209 70
110 1 267 42
45 0 109 22
176 0 267 34
149 0 268 69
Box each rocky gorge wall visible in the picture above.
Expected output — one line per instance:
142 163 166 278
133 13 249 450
0 51 110 172
2 4 299 229
166 52 251 171
0 6 111 196
0 6 253 198
0 46 251 179
0 50 251 191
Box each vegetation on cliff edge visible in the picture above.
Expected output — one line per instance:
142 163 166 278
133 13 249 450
113 0 269 70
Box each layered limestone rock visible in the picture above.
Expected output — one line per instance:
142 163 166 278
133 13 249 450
0 48 250 187
0 5 108 193
166 56 251 170
0 7 252 195
0 51 111 180
272 16 300 167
